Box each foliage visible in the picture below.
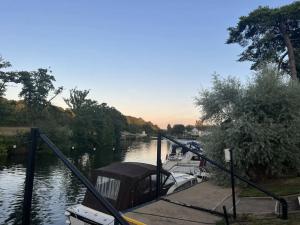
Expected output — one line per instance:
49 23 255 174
240 177 300 197
227 2 300 79
196 67 300 182
64 89 127 151
0 55 156 156
227 214 300 225
126 116 159 135
0 56 19 97
18 69 63 111
170 124 185 136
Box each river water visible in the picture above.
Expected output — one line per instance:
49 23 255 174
0 139 170 225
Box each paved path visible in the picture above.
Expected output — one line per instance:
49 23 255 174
125 200 221 225
124 181 281 225
125 182 231 225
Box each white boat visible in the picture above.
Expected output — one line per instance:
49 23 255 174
65 162 198 225
167 172 198 194
65 204 115 225
163 140 210 180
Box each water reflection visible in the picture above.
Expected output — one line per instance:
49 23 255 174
122 139 170 164
0 139 170 225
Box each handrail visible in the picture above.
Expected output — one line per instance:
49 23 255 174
161 134 288 220
22 128 129 225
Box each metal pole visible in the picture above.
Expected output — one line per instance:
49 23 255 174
281 199 288 220
22 128 38 225
223 206 230 225
156 133 162 198
230 149 237 219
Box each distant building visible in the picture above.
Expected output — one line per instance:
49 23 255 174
191 128 200 136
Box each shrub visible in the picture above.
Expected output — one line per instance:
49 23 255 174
196 67 300 183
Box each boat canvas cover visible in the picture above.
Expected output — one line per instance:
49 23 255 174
83 162 169 212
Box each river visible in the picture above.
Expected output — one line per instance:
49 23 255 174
0 139 170 225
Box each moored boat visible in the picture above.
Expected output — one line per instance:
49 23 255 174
65 162 198 225
163 140 209 180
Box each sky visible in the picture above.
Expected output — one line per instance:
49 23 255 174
0 0 294 128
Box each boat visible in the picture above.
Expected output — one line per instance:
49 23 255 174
163 140 209 180
65 162 198 224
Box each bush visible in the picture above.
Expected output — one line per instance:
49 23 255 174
196 67 300 183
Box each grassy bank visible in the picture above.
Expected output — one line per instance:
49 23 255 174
0 126 30 136
240 177 300 197
217 214 300 225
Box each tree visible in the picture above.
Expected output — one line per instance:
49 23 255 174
19 68 63 109
185 125 194 132
64 88 93 112
0 56 19 97
196 67 300 182
64 88 127 151
18 68 63 123
227 2 300 80
171 124 185 136
167 124 172 133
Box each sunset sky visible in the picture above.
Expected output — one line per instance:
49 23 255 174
1 0 293 128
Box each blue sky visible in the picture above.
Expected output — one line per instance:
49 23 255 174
1 0 293 128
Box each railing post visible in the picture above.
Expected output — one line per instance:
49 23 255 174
22 128 39 225
156 132 162 198
223 206 230 225
230 148 237 219
281 199 288 220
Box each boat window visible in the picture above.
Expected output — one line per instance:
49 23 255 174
95 176 120 200
191 155 200 161
137 176 151 194
163 175 176 186
174 180 193 192
151 174 157 190
151 174 174 190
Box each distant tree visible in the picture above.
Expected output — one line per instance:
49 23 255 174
167 124 172 133
196 67 300 182
19 69 63 109
0 56 19 97
185 125 194 132
18 68 63 123
195 120 204 130
227 2 300 80
171 124 185 136
64 88 127 151
64 88 94 112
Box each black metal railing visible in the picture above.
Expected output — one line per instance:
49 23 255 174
156 133 288 220
22 128 129 225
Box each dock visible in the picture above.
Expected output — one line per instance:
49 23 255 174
124 181 279 225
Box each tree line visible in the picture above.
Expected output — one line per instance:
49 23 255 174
0 56 158 155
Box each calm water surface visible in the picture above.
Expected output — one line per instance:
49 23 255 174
0 139 170 225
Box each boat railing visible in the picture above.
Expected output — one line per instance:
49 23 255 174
157 133 288 220
21 128 130 225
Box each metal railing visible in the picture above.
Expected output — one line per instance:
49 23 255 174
156 133 288 220
22 128 129 225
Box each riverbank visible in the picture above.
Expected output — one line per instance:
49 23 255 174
217 213 300 225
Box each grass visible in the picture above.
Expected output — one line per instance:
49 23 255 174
0 126 30 136
239 177 300 197
216 214 300 225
